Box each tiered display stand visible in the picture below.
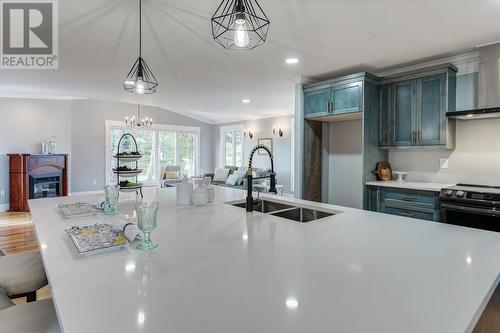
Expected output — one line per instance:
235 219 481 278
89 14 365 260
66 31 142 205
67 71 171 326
113 133 143 197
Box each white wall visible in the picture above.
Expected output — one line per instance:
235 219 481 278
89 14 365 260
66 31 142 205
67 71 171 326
389 118 500 186
0 97 215 210
324 120 363 208
214 115 294 193
0 98 72 206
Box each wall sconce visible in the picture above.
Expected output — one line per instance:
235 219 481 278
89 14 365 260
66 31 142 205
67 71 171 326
272 126 283 137
244 129 254 139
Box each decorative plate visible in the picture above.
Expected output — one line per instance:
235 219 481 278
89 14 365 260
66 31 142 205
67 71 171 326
114 154 142 162
113 169 143 178
119 184 143 192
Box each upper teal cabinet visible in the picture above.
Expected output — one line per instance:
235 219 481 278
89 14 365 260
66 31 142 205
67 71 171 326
378 64 457 149
417 74 447 145
331 81 363 114
392 80 416 146
304 87 330 118
303 73 369 120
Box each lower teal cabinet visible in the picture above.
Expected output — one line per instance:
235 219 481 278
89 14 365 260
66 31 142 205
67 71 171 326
366 186 440 222
384 206 435 221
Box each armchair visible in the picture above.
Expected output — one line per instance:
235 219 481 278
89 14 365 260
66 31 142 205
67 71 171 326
160 165 182 188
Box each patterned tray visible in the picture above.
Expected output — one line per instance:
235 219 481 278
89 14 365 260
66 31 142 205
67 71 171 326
65 223 127 255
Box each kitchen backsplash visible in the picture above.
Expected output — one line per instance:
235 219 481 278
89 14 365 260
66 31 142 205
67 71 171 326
389 117 500 186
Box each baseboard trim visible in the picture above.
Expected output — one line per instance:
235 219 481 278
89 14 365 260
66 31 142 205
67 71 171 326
69 190 102 196
0 203 9 212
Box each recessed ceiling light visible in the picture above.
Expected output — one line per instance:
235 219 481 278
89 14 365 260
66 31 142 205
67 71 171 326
242 99 250 104
286 58 299 64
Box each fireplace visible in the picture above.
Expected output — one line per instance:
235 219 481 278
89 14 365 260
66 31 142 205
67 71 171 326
8 154 68 211
29 173 62 199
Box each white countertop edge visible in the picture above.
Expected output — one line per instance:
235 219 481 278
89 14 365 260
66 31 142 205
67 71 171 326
366 180 455 192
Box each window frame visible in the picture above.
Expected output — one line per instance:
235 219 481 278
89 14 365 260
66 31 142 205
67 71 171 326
219 124 244 168
105 120 201 186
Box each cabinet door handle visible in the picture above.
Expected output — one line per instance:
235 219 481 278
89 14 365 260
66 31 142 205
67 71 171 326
400 211 415 218
418 130 421 141
401 195 415 201
411 131 415 142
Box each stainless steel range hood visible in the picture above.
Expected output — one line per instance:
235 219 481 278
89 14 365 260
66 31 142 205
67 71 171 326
447 43 500 120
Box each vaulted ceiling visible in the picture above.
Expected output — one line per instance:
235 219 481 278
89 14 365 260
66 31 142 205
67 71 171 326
1 0 500 123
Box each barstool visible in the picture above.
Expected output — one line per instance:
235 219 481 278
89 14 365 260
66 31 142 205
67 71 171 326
0 252 48 302
0 298 61 333
0 290 14 310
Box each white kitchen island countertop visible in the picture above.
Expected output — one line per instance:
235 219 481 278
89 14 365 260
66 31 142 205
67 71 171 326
29 186 500 333
366 180 454 192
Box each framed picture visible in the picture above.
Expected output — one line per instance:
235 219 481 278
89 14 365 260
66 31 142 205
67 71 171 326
258 138 273 155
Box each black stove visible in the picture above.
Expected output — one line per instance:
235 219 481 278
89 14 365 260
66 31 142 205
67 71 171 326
440 184 500 232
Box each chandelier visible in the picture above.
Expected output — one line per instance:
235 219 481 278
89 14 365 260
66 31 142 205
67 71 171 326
123 0 158 95
211 0 270 50
125 105 153 128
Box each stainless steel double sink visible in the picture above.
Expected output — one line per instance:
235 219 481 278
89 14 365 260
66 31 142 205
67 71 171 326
230 199 335 223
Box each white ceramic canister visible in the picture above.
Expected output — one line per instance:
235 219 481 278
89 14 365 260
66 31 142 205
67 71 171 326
207 188 215 203
192 188 209 207
176 179 193 205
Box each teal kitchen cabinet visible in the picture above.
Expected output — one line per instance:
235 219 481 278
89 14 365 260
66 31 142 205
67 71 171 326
303 73 370 121
392 80 416 146
378 64 457 148
304 87 331 118
416 74 446 145
366 185 440 222
378 84 391 146
331 81 363 114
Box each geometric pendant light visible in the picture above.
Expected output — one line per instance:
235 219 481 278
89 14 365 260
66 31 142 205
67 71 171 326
211 0 270 50
123 0 158 94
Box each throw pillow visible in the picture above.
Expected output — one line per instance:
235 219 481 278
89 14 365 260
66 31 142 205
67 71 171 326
213 168 230 182
164 171 180 180
225 173 239 186
234 170 247 185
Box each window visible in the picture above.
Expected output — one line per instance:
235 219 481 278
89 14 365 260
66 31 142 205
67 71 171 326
220 125 243 167
106 121 200 186
159 131 196 178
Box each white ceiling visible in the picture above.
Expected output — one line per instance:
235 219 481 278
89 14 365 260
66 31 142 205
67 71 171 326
2 0 500 124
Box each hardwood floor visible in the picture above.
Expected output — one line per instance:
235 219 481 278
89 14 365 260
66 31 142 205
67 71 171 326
0 211 51 304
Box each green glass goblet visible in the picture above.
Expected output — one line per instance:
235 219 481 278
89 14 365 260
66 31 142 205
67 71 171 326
136 201 159 250
104 185 119 215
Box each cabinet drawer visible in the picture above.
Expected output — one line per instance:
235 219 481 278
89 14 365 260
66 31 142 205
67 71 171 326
384 206 434 221
382 188 435 205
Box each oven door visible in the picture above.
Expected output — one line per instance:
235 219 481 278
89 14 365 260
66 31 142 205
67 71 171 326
441 202 500 232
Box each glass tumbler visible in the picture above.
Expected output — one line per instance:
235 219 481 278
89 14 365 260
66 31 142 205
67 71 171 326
136 202 159 250
104 185 120 215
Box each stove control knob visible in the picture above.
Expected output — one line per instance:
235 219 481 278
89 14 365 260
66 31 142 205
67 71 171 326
456 190 465 198
444 190 453 197
485 193 493 200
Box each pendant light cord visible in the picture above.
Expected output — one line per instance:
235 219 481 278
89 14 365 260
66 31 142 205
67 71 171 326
139 0 142 58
